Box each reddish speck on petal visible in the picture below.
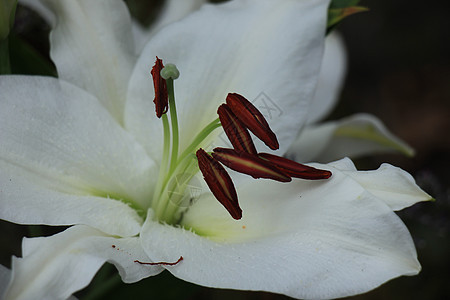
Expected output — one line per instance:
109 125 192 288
151 56 168 118
196 149 242 220
226 93 279 150
258 153 332 180
217 104 257 154
212 148 291 182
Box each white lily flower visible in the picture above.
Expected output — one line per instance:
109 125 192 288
0 0 431 300
0 264 11 296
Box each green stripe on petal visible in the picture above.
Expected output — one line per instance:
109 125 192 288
287 113 415 163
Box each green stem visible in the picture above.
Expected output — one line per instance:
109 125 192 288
178 117 221 163
167 79 179 173
0 38 11 74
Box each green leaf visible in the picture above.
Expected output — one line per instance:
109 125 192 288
0 0 17 40
0 0 17 74
329 0 361 9
327 6 368 31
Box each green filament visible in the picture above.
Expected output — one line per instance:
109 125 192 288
178 117 221 163
151 70 222 223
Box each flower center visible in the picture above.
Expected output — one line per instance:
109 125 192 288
150 57 332 225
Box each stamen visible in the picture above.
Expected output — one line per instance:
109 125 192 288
258 153 332 179
226 93 279 150
212 148 291 182
151 57 168 118
196 149 242 220
217 104 257 154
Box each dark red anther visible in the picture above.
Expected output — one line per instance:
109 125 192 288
196 149 242 220
258 153 332 180
151 56 168 118
212 148 291 182
217 104 257 154
226 93 279 150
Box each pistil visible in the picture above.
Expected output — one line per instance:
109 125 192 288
150 58 223 223
163 75 179 173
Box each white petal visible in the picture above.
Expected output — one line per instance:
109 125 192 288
286 113 415 163
327 156 357 171
141 162 426 299
41 0 136 123
133 0 206 53
0 264 12 300
150 0 205 34
307 31 347 124
3 226 162 300
19 0 55 26
0 76 156 212
340 163 432 210
131 21 151 55
126 0 329 160
0 161 142 237
319 157 432 211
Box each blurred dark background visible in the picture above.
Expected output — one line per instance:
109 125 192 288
1 0 449 299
